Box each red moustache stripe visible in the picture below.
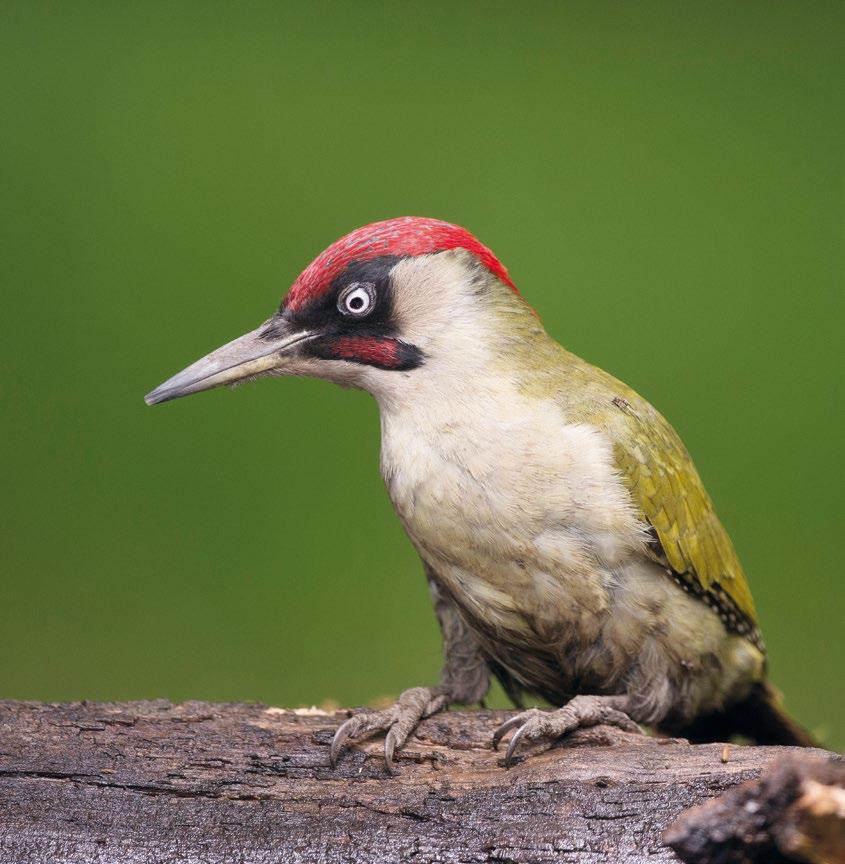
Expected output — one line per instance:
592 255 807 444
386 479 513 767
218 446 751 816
326 336 412 370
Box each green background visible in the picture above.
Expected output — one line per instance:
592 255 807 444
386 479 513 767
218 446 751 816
2 2 842 749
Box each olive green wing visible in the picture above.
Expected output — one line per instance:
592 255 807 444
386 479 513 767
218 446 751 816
604 391 762 649
517 339 763 650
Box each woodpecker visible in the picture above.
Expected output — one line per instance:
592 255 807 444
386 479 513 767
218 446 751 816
146 217 814 770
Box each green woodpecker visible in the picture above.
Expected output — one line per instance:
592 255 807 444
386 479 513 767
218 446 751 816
146 217 814 770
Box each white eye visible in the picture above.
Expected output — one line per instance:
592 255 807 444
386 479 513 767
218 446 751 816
338 282 376 317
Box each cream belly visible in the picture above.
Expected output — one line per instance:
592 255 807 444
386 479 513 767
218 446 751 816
378 386 763 725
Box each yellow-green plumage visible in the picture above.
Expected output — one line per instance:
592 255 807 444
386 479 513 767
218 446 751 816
608 395 759 631
147 224 816 759
497 296 760 653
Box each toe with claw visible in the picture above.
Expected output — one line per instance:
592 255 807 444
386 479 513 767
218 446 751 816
330 686 447 773
493 696 642 767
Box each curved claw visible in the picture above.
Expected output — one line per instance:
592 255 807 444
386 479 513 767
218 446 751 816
504 724 530 767
492 714 526 750
330 715 359 768
328 687 446 774
605 709 642 735
384 728 398 775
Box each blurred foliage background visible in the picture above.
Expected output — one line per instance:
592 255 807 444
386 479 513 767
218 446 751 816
1 2 842 748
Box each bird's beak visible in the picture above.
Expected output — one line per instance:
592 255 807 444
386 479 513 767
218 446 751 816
144 320 312 405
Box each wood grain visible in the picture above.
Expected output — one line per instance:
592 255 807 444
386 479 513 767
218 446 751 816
0 700 838 864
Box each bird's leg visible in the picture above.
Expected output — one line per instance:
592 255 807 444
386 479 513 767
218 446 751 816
330 572 489 773
493 694 642 767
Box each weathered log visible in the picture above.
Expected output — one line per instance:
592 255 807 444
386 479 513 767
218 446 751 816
664 754 845 864
0 700 839 864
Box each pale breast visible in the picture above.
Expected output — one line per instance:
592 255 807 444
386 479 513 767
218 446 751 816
379 389 647 650
378 385 763 716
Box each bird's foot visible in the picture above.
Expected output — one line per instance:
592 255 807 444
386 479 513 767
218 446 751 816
330 686 447 774
492 695 642 767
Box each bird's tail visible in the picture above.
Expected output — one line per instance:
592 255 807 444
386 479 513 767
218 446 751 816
682 681 818 748
736 681 818 747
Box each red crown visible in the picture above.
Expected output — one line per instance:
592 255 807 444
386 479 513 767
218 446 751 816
284 217 516 311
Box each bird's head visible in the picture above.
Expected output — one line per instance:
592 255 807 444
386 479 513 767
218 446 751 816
145 217 540 407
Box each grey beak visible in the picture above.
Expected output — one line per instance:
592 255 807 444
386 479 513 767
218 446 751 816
145 320 312 405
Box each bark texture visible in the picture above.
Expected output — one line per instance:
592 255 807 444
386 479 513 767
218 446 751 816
665 755 845 864
0 700 839 864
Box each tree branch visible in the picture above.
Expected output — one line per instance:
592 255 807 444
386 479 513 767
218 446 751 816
0 700 839 863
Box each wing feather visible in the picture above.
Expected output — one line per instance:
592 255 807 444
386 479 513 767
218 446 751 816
546 348 762 648
606 391 762 648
